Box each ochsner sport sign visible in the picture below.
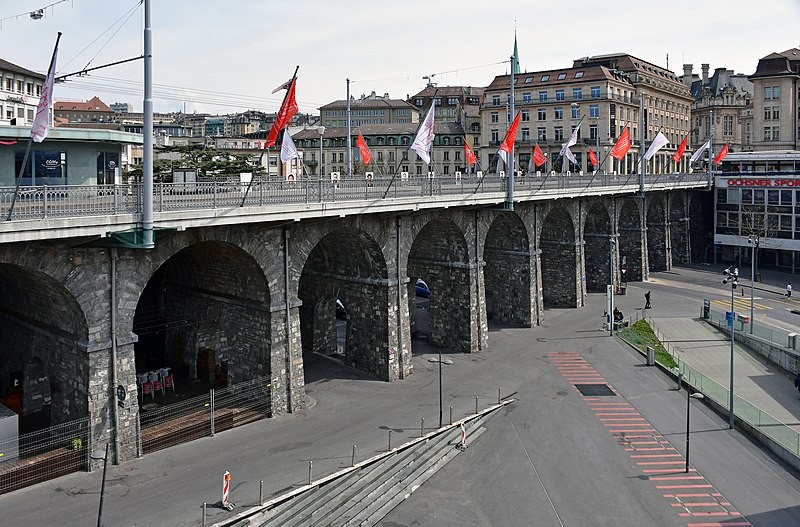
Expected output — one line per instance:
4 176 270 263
717 177 800 187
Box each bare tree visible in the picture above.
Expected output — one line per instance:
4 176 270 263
740 205 779 282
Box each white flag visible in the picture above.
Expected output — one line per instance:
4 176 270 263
280 130 299 162
410 101 435 164
643 131 670 160
559 126 579 156
30 35 60 143
563 146 577 165
689 139 711 163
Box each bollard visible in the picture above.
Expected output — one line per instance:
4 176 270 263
259 480 263 506
351 444 356 467
202 502 207 527
420 417 425 437
308 460 313 485
498 387 501 404
677 372 683 391
449 406 453 425
646 346 655 366
388 430 392 451
475 396 479 415
222 471 234 511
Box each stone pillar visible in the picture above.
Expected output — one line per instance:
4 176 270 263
270 301 305 415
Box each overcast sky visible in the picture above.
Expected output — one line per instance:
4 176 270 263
2 0 799 116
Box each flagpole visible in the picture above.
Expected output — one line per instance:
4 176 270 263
639 95 645 196
6 32 62 222
707 110 714 188
346 78 352 179
597 119 628 172
507 54 515 210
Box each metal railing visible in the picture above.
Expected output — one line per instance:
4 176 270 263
0 416 90 495
0 172 709 222
705 306 792 349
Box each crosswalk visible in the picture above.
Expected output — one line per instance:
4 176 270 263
710 297 772 312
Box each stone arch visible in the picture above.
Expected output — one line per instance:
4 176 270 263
584 202 612 293
407 217 473 352
689 191 710 263
647 196 669 272
618 200 643 282
540 207 578 307
484 212 531 326
0 263 89 428
669 193 690 265
133 241 272 390
298 227 390 378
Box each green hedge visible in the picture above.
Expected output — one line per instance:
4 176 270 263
618 319 677 369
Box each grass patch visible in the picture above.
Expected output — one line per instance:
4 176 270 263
617 319 677 369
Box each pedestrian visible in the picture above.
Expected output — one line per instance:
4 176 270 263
794 374 800 398
787 283 792 299
644 290 651 309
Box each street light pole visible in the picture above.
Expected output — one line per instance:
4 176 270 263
609 234 615 337
92 443 109 527
318 126 325 178
685 391 704 473
722 266 738 429
748 235 758 333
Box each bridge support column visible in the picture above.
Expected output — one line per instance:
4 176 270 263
271 302 305 414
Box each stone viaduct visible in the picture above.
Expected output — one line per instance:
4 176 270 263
0 179 708 462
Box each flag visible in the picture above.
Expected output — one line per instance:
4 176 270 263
588 148 598 168
689 139 710 163
464 140 477 166
643 131 669 160
411 101 435 164
31 33 61 143
559 125 579 156
280 130 299 162
271 78 293 94
532 144 547 167
609 127 631 160
497 111 521 165
672 135 688 162
713 143 729 165
265 77 299 147
356 132 372 165
563 146 577 165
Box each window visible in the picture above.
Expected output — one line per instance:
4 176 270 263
571 106 580 119
521 127 530 141
575 71 584 78
554 127 564 141
591 86 601 98
541 74 550 81
455 150 461 161
448 97 458 104
723 115 733 136
443 151 449 161
377 151 384 161
554 107 563 120
539 91 548 102
524 76 533 84
557 73 567 80
764 86 780 100
16 149 67 183
27 109 34 121
573 88 583 100
491 129 499 142
434 97 442 105
589 124 598 140
537 127 547 141
764 126 780 141
555 89 565 101
522 92 532 103
521 109 530 122
491 112 499 123
26 82 33 95
537 108 546 120
4 78 11 91
492 95 501 105
589 104 599 118
16 80 22 93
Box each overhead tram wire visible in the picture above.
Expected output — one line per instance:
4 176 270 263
0 0 71 28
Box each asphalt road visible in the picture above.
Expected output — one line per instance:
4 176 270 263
4 266 800 526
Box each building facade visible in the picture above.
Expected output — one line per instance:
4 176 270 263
0 58 45 128
320 92 419 128
54 96 115 124
747 49 800 152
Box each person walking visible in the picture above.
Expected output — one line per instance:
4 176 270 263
787 283 792 299
644 290 651 309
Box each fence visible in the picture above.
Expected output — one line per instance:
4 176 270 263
0 416 90 495
0 172 709 221
705 305 792 349
140 377 271 454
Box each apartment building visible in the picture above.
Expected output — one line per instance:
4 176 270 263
410 85 484 158
746 48 800 152
320 92 419 128
0 58 45 128
54 96 114 124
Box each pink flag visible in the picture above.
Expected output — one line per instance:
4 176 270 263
31 33 61 143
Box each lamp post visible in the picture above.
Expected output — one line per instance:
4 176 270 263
91 443 110 527
318 126 325 178
722 266 738 429
685 391 704 473
608 234 616 336
592 115 601 174
747 235 759 334
428 352 453 428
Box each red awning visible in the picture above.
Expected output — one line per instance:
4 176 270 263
0 139 18 145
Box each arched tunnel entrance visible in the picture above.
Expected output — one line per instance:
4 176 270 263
133 241 271 403
670 194 690 265
540 208 577 308
299 228 390 379
584 203 612 293
0 264 88 432
619 200 643 282
647 198 669 272
484 213 531 326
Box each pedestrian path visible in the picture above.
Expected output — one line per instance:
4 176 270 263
709 297 772 312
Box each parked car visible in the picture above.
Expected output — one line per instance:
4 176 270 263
415 279 430 298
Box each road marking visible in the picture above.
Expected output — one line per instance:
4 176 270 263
710 298 772 311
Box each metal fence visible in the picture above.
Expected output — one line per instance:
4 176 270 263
140 377 271 454
0 416 90 495
0 172 709 221
705 305 792 349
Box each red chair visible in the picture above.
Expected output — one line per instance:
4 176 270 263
142 380 154 399
161 368 175 393
149 372 163 396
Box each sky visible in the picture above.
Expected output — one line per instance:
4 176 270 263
1 0 799 117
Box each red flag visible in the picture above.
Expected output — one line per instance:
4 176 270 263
713 143 729 165
588 148 598 168
497 112 521 165
265 77 299 148
532 144 547 167
672 135 688 163
356 132 372 165
609 127 631 160
464 140 477 166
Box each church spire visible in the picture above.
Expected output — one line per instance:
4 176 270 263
512 30 521 75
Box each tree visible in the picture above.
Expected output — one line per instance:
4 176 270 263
740 204 778 282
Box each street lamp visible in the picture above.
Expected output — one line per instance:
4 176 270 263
318 126 326 178
91 443 110 527
608 234 617 337
747 235 759 334
722 266 738 429
428 352 453 428
685 390 705 473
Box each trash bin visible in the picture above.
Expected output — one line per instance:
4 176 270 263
646 346 655 366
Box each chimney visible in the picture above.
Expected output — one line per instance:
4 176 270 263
682 64 693 87
701 64 709 86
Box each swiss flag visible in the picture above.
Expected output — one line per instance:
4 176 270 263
356 132 372 165
588 148 598 168
532 144 547 167
713 143 729 165
609 127 631 160
672 135 688 163
497 112 521 165
464 140 477 166
265 77 299 148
